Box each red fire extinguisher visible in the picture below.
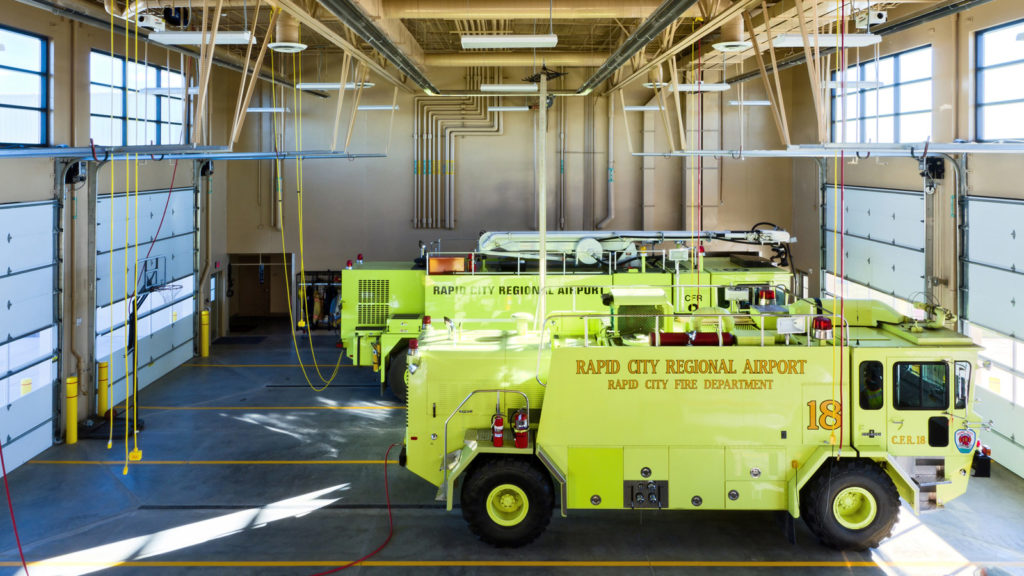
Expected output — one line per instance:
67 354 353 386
513 409 529 449
491 413 504 447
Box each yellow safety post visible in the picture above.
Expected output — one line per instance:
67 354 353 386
66 377 78 445
200 309 210 357
20 377 31 396
97 362 109 416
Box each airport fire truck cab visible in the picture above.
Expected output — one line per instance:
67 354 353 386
399 291 986 550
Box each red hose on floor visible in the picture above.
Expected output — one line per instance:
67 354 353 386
0 437 30 574
310 443 399 575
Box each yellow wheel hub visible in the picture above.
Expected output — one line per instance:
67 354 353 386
486 484 529 527
833 486 877 530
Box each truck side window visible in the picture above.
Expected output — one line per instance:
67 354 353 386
859 361 884 410
954 361 971 410
893 362 949 410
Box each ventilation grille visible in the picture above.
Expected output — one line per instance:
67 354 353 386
357 279 390 326
618 305 660 336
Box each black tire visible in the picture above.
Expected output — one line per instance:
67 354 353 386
386 347 408 402
461 458 554 547
802 459 900 551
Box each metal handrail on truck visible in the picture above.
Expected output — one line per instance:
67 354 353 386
441 389 531 489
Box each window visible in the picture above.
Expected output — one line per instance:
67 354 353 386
859 361 884 410
90 51 186 146
822 273 925 320
965 322 1024 406
830 46 933 144
0 25 47 146
893 361 948 411
976 19 1024 141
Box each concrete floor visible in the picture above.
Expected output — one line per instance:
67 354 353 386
2 321 1023 575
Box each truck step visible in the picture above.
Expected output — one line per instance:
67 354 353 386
435 483 447 502
918 491 942 511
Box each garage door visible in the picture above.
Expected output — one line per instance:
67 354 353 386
0 199 59 472
963 195 1024 338
95 187 196 407
823 184 925 300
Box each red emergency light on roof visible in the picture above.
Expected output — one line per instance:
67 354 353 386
423 315 431 327
812 316 834 340
758 289 776 305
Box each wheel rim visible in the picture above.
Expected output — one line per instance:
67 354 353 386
832 486 877 530
486 484 529 527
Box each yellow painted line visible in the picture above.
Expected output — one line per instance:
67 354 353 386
143 405 405 411
186 363 357 368
2 560 1023 569
28 460 394 465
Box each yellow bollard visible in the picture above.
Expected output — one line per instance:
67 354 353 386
200 309 210 357
20 377 32 396
97 362 109 416
66 377 78 445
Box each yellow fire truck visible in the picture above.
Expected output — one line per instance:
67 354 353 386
399 290 986 550
340 228 795 399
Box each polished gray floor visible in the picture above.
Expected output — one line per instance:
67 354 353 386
1 321 1023 575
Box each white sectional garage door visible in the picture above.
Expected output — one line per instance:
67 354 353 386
964 195 1024 338
95 187 196 407
823 184 925 300
0 199 58 472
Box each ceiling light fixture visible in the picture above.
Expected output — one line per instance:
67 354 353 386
826 80 883 90
488 105 531 112
357 105 399 111
247 107 290 113
772 33 881 48
294 82 376 91
137 86 199 96
623 105 662 111
461 34 558 49
480 83 538 93
728 100 772 106
642 82 731 92
268 41 307 53
148 30 254 45
713 40 752 52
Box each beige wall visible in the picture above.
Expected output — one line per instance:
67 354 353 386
787 0 1024 302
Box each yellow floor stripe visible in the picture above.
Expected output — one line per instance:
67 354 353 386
186 363 357 368
142 405 404 410
2 560 1021 569
28 460 393 465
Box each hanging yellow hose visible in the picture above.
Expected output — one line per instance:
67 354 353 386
106 0 116 452
267 24 344 393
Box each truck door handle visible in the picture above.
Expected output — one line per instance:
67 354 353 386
861 429 883 438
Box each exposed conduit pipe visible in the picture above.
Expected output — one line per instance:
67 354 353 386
444 75 503 229
597 96 615 229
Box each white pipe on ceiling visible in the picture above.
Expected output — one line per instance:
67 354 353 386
384 0 662 19
424 52 608 68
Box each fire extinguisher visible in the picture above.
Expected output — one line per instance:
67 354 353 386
513 409 529 449
491 413 504 447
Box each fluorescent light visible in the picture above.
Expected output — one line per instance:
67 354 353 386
148 30 253 45
247 107 290 113
713 40 752 52
268 41 307 53
357 105 399 111
728 100 772 106
826 80 883 90
461 34 558 49
642 82 731 92
772 33 881 48
294 82 376 90
480 83 538 93
488 105 530 112
623 105 662 111
138 86 199 96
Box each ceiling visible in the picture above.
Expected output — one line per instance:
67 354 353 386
89 0 956 94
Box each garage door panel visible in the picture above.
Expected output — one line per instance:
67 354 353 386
0 424 52 474
96 234 194 307
0 202 55 274
966 197 1024 273
965 264 1024 339
97 188 194 254
824 232 924 300
0 268 54 339
825 186 924 249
